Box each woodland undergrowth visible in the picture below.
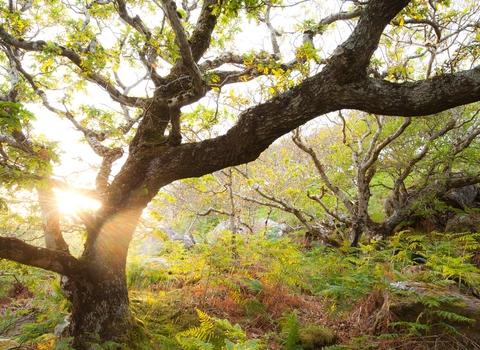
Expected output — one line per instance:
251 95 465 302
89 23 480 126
1 230 480 349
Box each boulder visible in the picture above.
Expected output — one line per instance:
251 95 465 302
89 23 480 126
211 220 249 235
137 227 195 254
384 183 479 218
211 219 287 239
445 212 480 233
252 218 288 238
171 234 195 249
137 235 165 255
443 185 479 209
162 226 181 239
53 314 70 337
388 281 480 343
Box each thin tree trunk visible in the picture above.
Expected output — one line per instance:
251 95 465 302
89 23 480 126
226 169 239 259
350 222 363 248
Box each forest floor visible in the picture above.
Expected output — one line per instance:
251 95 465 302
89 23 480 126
1 231 480 349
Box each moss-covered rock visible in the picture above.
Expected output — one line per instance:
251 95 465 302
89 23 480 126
389 281 480 344
444 212 480 233
298 323 335 349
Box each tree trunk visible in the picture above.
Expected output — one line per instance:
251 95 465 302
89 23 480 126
69 208 147 349
350 171 372 247
69 264 141 349
350 222 363 248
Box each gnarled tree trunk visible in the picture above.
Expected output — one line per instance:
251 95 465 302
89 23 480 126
69 262 138 349
68 208 144 348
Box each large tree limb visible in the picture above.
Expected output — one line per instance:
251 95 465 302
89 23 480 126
345 71 480 116
160 0 204 99
0 237 83 277
37 186 70 252
328 0 410 79
135 66 480 197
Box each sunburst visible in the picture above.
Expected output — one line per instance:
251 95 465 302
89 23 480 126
55 190 101 214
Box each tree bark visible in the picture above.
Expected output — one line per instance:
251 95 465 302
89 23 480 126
375 173 480 237
69 262 139 349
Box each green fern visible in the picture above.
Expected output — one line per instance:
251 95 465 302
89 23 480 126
176 309 216 346
388 293 476 339
278 311 302 349
224 338 262 349
432 310 475 323
388 321 429 336
175 309 264 350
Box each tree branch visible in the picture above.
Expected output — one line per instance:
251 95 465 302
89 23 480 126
197 207 232 216
345 70 480 116
0 237 83 277
292 129 355 214
327 0 410 80
114 0 151 38
363 116 412 170
37 186 70 252
315 6 365 35
0 26 144 108
189 0 220 62
307 191 351 225
125 65 480 209
160 0 204 98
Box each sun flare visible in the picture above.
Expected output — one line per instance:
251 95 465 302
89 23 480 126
55 190 101 214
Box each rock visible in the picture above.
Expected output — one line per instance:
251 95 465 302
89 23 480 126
211 220 249 235
445 212 480 233
162 227 180 239
137 235 166 255
384 188 413 217
171 234 195 248
384 182 479 218
298 324 335 349
210 219 287 241
53 314 70 337
443 185 479 209
2 311 35 337
137 227 194 254
388 281 480 343
252 218 288 238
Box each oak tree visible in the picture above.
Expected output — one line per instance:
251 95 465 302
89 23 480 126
1 0 480 347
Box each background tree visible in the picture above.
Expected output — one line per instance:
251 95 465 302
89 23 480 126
291 106 480 246
219 106 480 248
178 106 480 249
1 0 480 348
